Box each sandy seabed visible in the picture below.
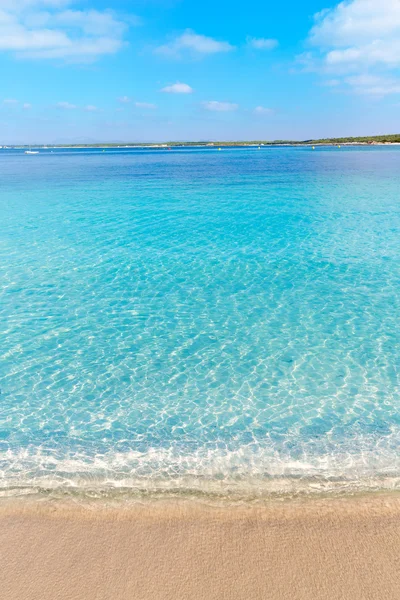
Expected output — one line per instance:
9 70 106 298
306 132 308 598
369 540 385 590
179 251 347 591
1 493 400 600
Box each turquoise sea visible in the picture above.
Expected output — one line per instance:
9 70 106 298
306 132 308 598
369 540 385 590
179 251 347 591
1 145 400 497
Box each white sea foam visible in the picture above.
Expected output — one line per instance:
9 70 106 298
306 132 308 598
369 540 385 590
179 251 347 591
2 440 400 498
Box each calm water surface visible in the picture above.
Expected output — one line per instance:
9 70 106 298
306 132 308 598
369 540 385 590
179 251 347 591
1 146 400 496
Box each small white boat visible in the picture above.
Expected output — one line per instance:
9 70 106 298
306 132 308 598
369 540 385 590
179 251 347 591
25 150 39 154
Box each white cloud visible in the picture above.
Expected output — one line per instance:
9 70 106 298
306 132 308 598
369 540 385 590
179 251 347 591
346 74 383 86
161 82 193 94
202 101 238 112
0 2 132 62
21 38 123 60
135 102 156 109
56 101 76 109
310 0 400 48
247 37 278 50
3 98 18 104
84 104 98 111
321 78 341 87
118 95 130 103
53 9 126 37
345 74 400 95
23 102 32 109
325 40 400 69
304 0 400 96
155 29 233 57
254 106 274 115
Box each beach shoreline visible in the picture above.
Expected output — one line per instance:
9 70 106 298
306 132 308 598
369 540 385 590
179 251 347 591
2 493 400 600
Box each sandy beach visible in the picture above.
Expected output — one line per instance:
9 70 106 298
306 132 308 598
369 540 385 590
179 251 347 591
1 493 400 600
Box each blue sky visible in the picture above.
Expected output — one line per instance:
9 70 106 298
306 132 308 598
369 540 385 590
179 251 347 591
1 0 399 143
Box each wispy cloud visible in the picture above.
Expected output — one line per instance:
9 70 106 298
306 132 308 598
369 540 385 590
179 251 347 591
155 29 233 58
0 1 134 62
202 101 238 112
303 0 400 96
3 98 18 104
23 102 32 109
161 82 193 94
346 74 400 96
254 106 274 115
321 79 341 87
56 101 76 109
135 102 157 109
84 105 98 111
118 96 131 103
247 37 278 50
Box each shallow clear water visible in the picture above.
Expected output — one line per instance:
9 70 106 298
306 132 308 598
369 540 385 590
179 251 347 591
1 146 400 496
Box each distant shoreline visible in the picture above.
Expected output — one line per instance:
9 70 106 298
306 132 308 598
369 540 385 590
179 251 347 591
3 134 400 149
4 142 400 149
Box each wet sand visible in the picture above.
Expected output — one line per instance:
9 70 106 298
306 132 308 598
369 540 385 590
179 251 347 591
1 494 400 600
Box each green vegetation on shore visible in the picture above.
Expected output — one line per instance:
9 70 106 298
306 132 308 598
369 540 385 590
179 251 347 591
10 133 400 148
